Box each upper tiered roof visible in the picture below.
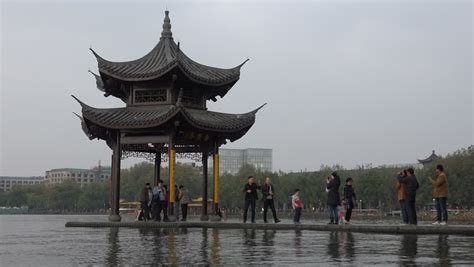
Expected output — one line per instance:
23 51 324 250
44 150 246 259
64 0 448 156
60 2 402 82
91 11 247 96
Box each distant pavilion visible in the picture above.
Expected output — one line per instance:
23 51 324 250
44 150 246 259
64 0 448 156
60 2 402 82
73 11 264 221
418 150 439 167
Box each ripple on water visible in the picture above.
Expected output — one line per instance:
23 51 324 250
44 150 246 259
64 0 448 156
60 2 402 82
1 215 474 266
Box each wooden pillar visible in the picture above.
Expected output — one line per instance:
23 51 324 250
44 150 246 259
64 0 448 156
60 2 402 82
154 152 161 185
109 133 121 222
213 143 220 214
169 138 176 218
201 149 209 221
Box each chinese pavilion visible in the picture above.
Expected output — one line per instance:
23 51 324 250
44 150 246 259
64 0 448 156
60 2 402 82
418 150 439 167
73 11 264 222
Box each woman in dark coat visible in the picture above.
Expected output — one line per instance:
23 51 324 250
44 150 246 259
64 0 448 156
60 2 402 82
139 183 152 221
326 172 341 224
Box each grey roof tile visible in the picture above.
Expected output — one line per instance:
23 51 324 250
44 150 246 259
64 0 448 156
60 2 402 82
91 11 246 87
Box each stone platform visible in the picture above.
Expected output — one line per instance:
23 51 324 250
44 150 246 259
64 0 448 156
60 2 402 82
65 221 474 236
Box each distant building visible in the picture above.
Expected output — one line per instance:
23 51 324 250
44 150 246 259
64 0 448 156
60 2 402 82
0 176 45 192
45 165 111 187
219 148 272 175
418 150 439 167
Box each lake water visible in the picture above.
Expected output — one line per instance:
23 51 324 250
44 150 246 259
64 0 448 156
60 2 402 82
1 215 474 266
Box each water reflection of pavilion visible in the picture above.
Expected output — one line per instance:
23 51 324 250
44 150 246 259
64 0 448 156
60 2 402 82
102 228 456 265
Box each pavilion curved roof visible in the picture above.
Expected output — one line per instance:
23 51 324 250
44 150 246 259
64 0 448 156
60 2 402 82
90 11 247 87
73 96 264 133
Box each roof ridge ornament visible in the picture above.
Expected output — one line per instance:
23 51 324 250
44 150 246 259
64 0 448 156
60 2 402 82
161 10 173 39
88 70 105 92
238 58 250 68
252 103 267 114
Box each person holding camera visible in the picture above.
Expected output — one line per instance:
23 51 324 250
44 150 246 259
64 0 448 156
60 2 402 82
397 168 419 225
395 170 409 225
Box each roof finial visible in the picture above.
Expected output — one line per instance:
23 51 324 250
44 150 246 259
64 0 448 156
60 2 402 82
161 10 173 39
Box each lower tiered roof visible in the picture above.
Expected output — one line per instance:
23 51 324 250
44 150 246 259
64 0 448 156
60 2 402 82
73 95 264 144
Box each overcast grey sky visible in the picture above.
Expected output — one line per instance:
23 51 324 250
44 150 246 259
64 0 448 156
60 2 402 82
1 0 472 176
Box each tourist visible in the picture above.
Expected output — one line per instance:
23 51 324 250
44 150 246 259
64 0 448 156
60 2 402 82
261 177 281 223
163 185 170 222
342 177 356 224
396 170 409 225
242 176 260 223
175 185 180 220
427 164 448 225
152 180 167 221
178 185 190 221
138 183 152 221
326 172 341 224
397 168 419 225
292 189 303 224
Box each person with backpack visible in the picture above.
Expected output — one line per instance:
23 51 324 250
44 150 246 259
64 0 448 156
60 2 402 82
342 177 357 224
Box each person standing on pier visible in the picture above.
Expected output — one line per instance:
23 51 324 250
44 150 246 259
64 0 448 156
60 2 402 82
342 178 356 224
396 170 409 225
397 168 419 225
163 185 170 222
152 180 167 221
242 176 260 223
292 189 303 224
261 177 281 223
326 172 341 224
427 164 449 225
138 183 152 221
174 185 180 220
178 185 191 221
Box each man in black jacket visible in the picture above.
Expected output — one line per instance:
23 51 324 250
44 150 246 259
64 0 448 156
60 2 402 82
397 168 419 225
261 177 281 223
243 176 260 223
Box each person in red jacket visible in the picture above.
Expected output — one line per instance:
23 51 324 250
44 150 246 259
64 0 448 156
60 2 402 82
292 189 303 224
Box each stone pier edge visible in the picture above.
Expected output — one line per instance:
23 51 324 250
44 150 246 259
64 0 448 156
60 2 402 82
65 221 474 236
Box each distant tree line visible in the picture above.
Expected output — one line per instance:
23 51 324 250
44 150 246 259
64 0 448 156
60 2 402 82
1 147 472 212
0 181 109 212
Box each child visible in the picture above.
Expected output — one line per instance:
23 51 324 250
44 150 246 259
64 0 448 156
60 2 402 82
292 189 303 224
342 177 357 224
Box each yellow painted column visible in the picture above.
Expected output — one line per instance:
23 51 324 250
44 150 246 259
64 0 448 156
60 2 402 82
213 153 220 205
169 148 176 204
